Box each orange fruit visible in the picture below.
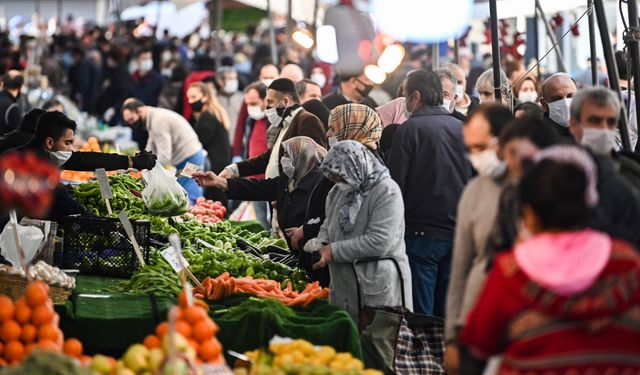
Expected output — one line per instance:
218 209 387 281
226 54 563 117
0 296 15 322
24 343 36 355
37 339 60 352
155 322 169 338
192 319 215 343
21 324 37 343
183 306 206 325
1 320 21 342
198 338 221 362
38 324 60 342
176 320 192 338
143 335 161 349
188 339 200 353
80 355 92 366
4 340 24 363
25 282 49 308
63 338 83 358
31 305 54 327
14 302 31 325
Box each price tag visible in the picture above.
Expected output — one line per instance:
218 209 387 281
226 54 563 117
95 168 113 214
179 162 200 178
117 211 146 267
169 234 202 289
161 246 190 273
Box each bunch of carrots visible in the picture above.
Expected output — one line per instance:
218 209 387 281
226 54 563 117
194 272 329 307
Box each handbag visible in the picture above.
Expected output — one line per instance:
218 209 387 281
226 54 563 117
352 257 445 375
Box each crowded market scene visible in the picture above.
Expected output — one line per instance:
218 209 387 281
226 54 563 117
0 0 639 373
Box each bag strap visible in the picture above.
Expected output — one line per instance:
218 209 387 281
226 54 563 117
351 256 406 311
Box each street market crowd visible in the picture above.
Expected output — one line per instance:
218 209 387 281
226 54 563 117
1 15 640 374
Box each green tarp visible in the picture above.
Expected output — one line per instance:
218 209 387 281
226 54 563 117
56 276 362 362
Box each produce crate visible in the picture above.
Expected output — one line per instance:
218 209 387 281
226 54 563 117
57 216 150 278
0 271 72 305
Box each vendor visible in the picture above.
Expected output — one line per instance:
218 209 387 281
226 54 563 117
0 108 46 154
193 136 330 286
122 98 205 204
23 111 156 172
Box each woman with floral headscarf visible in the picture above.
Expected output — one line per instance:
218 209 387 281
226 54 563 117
193 136 327 254
304 141 413 323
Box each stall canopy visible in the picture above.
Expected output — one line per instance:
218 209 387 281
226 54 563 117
120 0 208 38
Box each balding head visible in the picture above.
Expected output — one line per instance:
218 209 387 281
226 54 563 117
259 64 280 83
280 64 304 83
541 73 577 113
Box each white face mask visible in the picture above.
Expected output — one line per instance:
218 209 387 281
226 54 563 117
336 182 353 192
261 79 274 87
310 73 327 88
548 98 572 127
139 59 153 73
518 91 538 103
328 136 338 148
224 79 239 93
455 85 465 100
247 105 265 120
581 127 617 156
48 151 73 167
281 156 295 178
265 107 282 126
161 68 173 78
469 149 501 176
442 98 452 112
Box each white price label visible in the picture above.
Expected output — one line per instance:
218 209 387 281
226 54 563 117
161 246 190 273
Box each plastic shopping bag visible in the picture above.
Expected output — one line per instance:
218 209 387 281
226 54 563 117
141 162 190 216
0 222 44 267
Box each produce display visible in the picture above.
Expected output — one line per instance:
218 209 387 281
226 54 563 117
195 273 328 307
186 198 227 225
236 339 381 375
146 192 190 217
109 243 308 297
1 262 76 289
0 281 85 365
0 350 92 375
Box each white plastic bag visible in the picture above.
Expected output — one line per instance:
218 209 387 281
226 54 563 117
141 162 190 216
0 222 44 267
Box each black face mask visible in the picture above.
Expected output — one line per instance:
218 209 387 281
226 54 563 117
190 100 204 112
3 75 23 90
357 84 374 98
132 118 144 128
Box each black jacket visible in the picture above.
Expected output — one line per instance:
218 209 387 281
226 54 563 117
300 176 334 286
191 112 231 205
0 90 20 136
0 130 32 154
388 106 472 241
542 114 573 140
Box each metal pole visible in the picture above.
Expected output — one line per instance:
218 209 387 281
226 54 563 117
312 0 319 36
594 0 631 151
535 0 568 73
215 0 223 69
626 0 640 153
454 38 460 64
432 43 439 69
267 0 278 65
588 0 598 85
57 0 63 24
287 0 293 48
534 5 541 78
489 0 502 102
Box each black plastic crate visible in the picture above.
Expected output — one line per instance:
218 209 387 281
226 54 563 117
57 216 150 278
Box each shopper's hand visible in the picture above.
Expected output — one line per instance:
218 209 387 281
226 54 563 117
192 171 218 187
285 226 304 251
444 343 460 375
131 150 157 170
313 244 333 269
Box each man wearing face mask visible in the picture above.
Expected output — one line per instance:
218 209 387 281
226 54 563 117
232 82 269 174
540 73 577 140
447 63 479 116
0 70 24 136
129 49 164 107
321 71 378 111
387 69 472 317
221 78 326 180
436 68 465 121
216 66 244 144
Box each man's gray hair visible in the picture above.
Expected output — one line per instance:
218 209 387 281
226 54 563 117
476 68 508 91
217 66 237 78
435 68 458 96
570 87 621 121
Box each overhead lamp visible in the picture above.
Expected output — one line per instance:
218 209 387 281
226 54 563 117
292 28 314 49
364 64 386 85
377 44 405 74
316 25 339 64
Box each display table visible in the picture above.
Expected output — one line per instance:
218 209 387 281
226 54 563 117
56 276 362 362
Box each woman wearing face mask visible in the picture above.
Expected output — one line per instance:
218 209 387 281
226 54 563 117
310 63 332 94
460 147 640 374
187 82 231 206
513 76 541 105
303 141 413 323
192 137 329 280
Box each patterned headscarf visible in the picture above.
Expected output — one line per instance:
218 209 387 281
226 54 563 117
320 140 390 233
281 136 327 192
329 104 383 150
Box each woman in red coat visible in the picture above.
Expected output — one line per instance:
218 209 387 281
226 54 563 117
460 145 640 374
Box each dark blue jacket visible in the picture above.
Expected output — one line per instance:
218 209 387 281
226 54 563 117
129 70 164 107
387 106 472 241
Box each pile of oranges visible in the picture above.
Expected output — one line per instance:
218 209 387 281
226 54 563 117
0 281 85 365
142 291 224 365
